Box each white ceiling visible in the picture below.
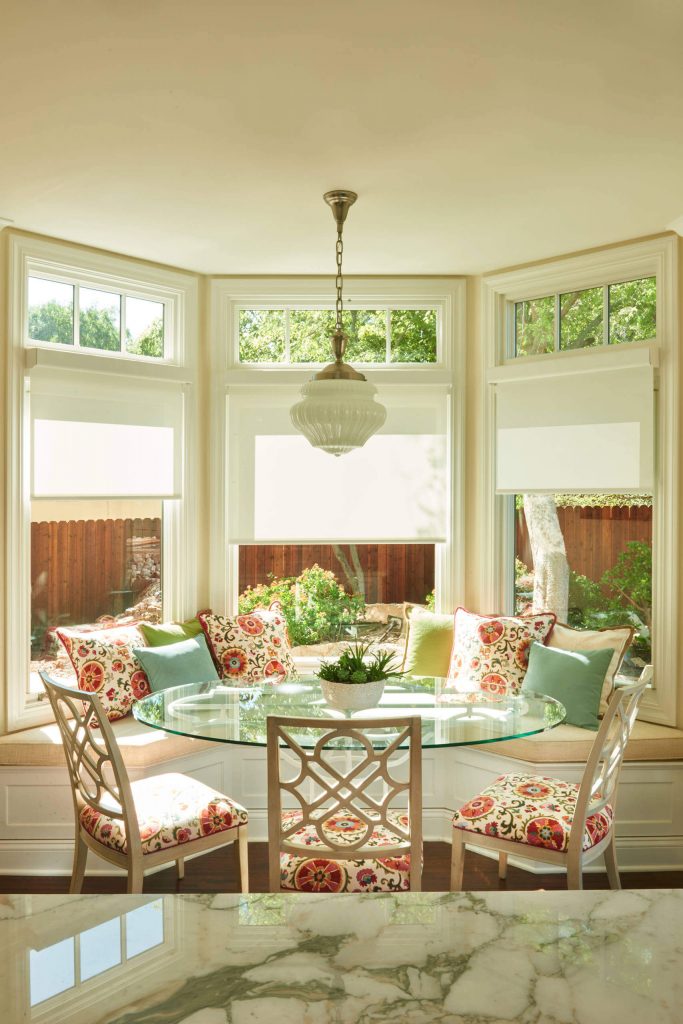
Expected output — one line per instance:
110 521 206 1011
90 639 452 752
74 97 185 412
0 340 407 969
2 0 682 275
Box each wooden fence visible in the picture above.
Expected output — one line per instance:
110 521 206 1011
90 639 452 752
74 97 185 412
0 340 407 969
31 518 161 641
238 544 436 605
516 505 652 582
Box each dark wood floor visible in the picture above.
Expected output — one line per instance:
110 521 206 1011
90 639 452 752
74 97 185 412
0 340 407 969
1 842 681 893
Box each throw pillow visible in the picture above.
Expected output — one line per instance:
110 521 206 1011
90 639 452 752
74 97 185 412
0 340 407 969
56 624 151 721
521 641 616 730
447 608 556 696
198 608 297 684
133 634 220 692
548 622 634 712
139 618 203 647
402 606 454 677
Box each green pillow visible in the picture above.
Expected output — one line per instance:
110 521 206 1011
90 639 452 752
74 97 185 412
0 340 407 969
133 635 219 693
521 642 616 731
139 617 203 647
403 607 454 678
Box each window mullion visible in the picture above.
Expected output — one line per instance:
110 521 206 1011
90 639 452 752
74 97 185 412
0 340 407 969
603 285 610 346
74 285 81 349
554 294 560 352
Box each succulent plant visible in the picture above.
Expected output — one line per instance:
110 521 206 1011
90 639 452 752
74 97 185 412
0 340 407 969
316 642 402 684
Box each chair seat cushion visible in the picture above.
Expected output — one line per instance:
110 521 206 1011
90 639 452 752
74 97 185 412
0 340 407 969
79 772 248 855
279 808 412 893
452 773 613 853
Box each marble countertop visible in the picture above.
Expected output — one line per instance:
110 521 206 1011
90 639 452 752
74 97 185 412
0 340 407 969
1 890 681 1023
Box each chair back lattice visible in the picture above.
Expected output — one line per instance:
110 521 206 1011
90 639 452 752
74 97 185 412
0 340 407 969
267 715 422 864
40 673 141 856
570 669 650 856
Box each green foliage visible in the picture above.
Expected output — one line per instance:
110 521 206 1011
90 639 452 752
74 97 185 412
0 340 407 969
80 305 120 351
238 564 364 647
514 493 652 510
239 309 286 362
424 588 436 612
609 276 656 343
28 300 74 345
390 309 437 362
127 317 164 357
317 642 402 684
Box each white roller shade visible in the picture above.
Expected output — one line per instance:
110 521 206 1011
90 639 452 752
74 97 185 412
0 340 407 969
30 372 183 499
494 360 653 494
228 387 449 543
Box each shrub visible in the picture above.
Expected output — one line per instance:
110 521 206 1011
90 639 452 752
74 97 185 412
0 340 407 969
238 564 364 647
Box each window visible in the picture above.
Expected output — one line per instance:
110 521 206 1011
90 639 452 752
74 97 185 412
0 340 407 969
28 275 167 358
483 236 676 725
30 499 163 693
238 306 438 364
514 494 652 679
513 276 656 356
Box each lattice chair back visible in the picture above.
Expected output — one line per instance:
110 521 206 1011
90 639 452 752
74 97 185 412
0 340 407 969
40 672 142 860
267 715 422 887
569 668 650 858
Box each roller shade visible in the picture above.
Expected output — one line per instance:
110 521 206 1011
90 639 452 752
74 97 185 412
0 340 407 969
228 387 449 543
30 372 183 499
494 361 653 494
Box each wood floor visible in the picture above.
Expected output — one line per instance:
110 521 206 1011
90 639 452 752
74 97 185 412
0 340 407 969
1 842 681 893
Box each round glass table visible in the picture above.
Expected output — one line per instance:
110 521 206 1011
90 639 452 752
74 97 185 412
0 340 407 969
132 676 566 749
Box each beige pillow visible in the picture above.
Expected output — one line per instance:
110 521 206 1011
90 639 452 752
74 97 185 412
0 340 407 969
548 622 634 712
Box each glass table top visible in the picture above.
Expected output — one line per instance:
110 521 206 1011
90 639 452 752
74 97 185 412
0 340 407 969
132 676 566 749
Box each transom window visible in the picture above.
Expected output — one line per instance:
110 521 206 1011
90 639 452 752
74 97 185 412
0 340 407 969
27 275 167 358
238 306 438 364
513 276 656 357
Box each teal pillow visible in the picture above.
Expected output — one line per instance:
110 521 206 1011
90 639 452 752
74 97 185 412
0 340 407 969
133 635 219 693
521 642 616 731
139 617 203 647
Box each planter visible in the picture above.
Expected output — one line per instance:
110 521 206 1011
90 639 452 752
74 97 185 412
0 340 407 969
319 678 386 712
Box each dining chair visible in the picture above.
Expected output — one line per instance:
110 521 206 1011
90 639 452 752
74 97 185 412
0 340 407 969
267 714 422 892
450 672 650 891
41 672 249 894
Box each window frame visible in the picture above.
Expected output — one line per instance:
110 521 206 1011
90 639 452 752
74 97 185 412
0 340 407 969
6 234 200 731
209 276 466 618
480 235 678 725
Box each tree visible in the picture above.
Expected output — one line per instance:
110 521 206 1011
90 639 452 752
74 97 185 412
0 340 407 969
28 300 74 345
127 317 164 357
523 494 569 621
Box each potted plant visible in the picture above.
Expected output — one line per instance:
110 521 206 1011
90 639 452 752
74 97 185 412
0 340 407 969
316 642 402 711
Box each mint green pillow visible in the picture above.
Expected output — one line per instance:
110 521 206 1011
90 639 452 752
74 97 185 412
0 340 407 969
139 618 203 647
521 642 616 731
403 607 454 678
133 635 219 693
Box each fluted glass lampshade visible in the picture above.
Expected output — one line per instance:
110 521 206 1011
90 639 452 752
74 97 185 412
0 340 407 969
290 379 387 457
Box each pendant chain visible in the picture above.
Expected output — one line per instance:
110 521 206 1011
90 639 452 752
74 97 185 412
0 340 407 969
335 229 344 331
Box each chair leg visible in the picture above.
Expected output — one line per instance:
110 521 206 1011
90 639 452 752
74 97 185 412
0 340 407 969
604 836 621 891
177 857 185 881
238 826 249 893
70 834 88 894
566 853 583 891
127 862 144 894
450 830 465 891
498 851 508 881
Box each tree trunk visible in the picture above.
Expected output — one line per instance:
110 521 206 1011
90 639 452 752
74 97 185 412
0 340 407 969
523 495 569 622
333 544 366 600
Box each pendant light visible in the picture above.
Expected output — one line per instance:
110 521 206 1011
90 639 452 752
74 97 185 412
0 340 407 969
290 190 387 456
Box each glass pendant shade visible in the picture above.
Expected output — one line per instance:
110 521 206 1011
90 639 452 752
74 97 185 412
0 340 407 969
290 379 387 457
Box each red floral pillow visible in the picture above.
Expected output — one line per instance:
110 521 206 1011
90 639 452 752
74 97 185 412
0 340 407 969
56 624 151 721
447 608 556 696
198 607 297 684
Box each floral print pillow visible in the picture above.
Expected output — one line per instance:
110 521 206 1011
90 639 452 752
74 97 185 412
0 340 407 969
56 624 151 722
198 607 297 684
447 608 556 696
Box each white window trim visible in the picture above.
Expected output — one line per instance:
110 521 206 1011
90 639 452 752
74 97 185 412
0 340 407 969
480 235 678 725
5 234 201 731
209 276 466 617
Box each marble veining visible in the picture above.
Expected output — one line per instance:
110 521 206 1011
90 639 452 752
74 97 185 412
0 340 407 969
1 890 681 1023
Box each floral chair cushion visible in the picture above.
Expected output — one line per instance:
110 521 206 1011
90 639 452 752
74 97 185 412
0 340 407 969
56 624 151 722
452 773 613 853
79 772 248 855
198 607 297 685
279 808 413 892
447 608 556 696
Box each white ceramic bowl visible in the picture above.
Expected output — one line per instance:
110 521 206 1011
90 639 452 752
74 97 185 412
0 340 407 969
319 678 386 712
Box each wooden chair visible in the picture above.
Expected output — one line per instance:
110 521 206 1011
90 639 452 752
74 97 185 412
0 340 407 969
450 673 649 891
267 714 422 893
41 672 249 894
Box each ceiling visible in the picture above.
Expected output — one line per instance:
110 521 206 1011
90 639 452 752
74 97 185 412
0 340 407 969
2 0 682 275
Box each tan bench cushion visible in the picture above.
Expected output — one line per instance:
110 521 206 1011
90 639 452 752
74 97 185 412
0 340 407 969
490 720 683 763
0 716 211 768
